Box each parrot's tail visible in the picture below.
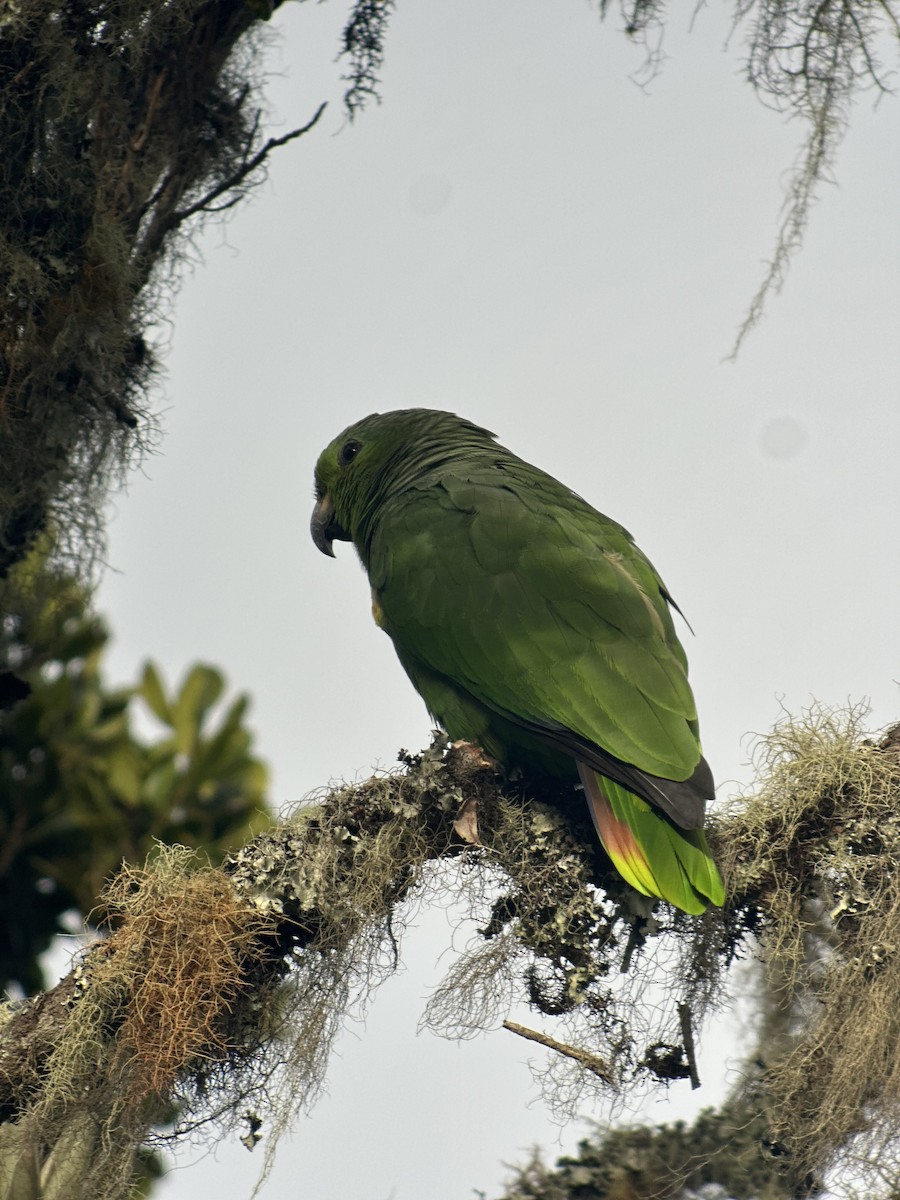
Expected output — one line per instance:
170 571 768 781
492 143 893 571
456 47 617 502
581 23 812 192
577 764 725 915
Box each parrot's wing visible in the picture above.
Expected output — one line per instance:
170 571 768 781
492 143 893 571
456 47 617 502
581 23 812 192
370 469 711 827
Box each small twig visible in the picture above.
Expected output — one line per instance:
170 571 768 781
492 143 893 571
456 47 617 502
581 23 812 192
620 922 642 972
678 1002 701 1089
169 102 327 226
131 68 169 152
503 1020 615 1084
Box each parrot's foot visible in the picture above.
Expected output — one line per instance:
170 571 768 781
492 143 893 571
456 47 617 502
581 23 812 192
447 739 502 774
445 741 502 847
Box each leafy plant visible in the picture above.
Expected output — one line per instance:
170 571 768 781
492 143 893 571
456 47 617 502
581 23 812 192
0 555 270 993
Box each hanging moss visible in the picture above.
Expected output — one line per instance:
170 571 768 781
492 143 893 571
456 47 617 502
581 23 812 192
711 708 900 1186
1 712 899 1199
0 0 323 577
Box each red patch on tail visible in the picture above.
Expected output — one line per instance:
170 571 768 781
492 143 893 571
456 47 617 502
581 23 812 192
577 763 655 891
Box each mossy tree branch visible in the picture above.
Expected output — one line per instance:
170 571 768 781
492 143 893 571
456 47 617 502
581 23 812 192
0 712 898 1199
0 0 322 578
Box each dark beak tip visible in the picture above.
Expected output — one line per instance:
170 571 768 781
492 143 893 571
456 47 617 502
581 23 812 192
311 494 346 558
311 519 335 558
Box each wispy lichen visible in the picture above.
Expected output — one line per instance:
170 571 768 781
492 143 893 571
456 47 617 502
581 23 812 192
0 0 323 578
2 714 899 1198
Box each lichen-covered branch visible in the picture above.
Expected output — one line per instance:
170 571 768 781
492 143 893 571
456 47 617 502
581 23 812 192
710 711 900 1190
493 1094 812 1200
1 713 899 1200
0 737 708 1200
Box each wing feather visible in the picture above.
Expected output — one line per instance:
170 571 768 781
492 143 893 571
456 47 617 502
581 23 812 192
371 465 709 807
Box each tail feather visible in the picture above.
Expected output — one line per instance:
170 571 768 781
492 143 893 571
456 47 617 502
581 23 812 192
577 764 724 915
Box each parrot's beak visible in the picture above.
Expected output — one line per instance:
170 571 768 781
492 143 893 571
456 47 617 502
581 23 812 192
311 494 350 558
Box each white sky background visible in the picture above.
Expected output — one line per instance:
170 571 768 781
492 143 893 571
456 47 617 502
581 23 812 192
92 0 899 1196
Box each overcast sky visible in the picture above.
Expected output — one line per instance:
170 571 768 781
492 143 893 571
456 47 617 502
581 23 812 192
92 1 899 1196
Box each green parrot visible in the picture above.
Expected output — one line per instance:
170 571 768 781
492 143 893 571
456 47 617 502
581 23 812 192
311 409 724 915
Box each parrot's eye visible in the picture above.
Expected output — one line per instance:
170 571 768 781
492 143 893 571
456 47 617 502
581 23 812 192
338 439 361 468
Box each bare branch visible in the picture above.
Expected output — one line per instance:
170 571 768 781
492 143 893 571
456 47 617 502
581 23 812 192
167 103 327 230
503 1020 615 1084
677 1002 701 1089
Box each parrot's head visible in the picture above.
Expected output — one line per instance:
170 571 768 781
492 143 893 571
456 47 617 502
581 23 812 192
311 408 495 558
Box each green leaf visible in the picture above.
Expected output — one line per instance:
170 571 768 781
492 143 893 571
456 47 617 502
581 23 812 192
87 713 130 744
104 743 144 806
171 665 224 754
142 758 179 810
0 549 273 992
139 661 171 725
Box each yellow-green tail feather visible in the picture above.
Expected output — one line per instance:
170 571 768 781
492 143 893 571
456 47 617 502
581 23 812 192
577 765 724 914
